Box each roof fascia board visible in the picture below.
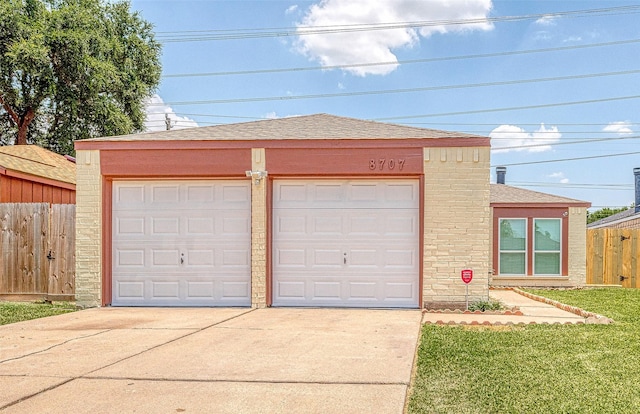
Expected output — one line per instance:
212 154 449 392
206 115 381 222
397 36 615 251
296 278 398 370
75 137 490 151
491 202 591 208
3 169 76 190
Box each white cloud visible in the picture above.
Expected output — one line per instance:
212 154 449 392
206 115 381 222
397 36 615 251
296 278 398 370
490 123 561 153
285 5 298 15
603 121 633 135
563 36 582 43
144 94 198 132
547 172 569 184
535 15 557 26
263 112 300 119
295 0 493 76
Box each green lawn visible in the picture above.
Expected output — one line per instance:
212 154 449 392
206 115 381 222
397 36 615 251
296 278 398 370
0 301 77 326
408 288 640 414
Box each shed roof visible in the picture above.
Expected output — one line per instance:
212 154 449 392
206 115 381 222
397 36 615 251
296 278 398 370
0 145 76 185
587 208 639 228
490 184 590 206
79 113 486 142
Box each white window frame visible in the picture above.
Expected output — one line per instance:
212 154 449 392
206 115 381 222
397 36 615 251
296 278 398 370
532 218 562 276
498 218 528 275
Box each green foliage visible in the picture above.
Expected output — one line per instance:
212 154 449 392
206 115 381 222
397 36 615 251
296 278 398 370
408 289 640 414
587 206 631 224
0 301 77 325
0 0 161 155
467 299 503 312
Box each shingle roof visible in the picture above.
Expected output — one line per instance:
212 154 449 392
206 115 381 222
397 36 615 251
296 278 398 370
0 145 76 185
490 184 590 205
80 113 486 142
587 208 638 228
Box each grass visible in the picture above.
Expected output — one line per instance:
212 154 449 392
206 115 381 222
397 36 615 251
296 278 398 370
408 288 640 414
0 301 77 326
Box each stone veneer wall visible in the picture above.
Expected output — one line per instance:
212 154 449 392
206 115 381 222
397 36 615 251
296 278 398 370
75 150 102 308
422 147 491 307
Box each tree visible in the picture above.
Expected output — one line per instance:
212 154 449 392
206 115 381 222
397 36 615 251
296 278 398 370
587 206 631 224
0 0 161 155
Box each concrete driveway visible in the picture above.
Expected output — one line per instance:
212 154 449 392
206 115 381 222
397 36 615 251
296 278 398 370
0 307 422 413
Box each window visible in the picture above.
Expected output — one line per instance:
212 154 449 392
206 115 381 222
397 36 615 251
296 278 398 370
534 219 561 275
499 218 526 274
497 217 563 276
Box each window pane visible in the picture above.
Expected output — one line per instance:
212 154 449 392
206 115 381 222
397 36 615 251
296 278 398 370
500 219 526 251
534 219 560 251
535 252 560 275
500 252 526 274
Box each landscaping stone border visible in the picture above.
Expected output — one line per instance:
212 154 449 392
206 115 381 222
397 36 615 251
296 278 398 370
509 287 614 324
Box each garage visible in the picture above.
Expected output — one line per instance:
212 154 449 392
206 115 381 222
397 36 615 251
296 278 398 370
111 180 251 306
75 113 492 309
272 179 420 308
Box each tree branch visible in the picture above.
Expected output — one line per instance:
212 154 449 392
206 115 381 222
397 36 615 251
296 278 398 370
0 94 20 126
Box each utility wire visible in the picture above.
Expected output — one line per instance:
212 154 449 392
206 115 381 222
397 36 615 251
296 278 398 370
155 5 640 42
491 135 640 151
511 182 633 190
162 38 640 78
375 95 640 120
149 69 640 106
491 150 640 167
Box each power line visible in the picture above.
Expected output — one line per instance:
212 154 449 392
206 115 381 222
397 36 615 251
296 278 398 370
491 135 640 151
491 150 640 167
162 38 640 78
155 6 640 42
149 69 640 106
511 182 633 190
167 114 640 132
375 95 640 120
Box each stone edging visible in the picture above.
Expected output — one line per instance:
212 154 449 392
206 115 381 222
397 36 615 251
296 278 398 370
508 287 614 324
422 308 523 316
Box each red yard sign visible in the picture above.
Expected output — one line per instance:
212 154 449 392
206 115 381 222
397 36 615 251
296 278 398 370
461 269 473 284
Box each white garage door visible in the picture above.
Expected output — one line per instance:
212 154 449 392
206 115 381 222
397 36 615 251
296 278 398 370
272 179 420 308
112 180 251 306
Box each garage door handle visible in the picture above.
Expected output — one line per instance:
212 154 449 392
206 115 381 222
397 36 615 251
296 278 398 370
343 253 347 264
180 253 184 264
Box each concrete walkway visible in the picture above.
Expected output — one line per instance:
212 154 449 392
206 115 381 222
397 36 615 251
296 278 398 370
421 289 602 325
0 308 422 414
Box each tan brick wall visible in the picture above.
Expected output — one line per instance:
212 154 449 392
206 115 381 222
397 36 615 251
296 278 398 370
568 206 587 286
422 147 491 306
250 148 267 308
75 150 102 308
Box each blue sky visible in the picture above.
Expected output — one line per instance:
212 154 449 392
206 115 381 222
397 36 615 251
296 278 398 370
131 0 640 210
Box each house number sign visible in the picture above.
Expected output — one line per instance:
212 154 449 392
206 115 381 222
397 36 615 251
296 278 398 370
369 158 406 171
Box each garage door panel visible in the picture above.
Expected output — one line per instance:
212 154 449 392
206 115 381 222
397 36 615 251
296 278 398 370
275 209 417 240
273 245 417 271
114 244 250 271
273 179 419 308
273 277 418 307
112 180 251 307
114 276 250 305
114 210 249 240
314 282 342 299
114 182 250 210
275 180 418 209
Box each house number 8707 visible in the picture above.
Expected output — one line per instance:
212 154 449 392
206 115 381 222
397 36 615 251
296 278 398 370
369 158 405 171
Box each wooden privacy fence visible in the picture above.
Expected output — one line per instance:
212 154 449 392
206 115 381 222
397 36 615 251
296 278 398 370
587 228 640 288
0 203 75 301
